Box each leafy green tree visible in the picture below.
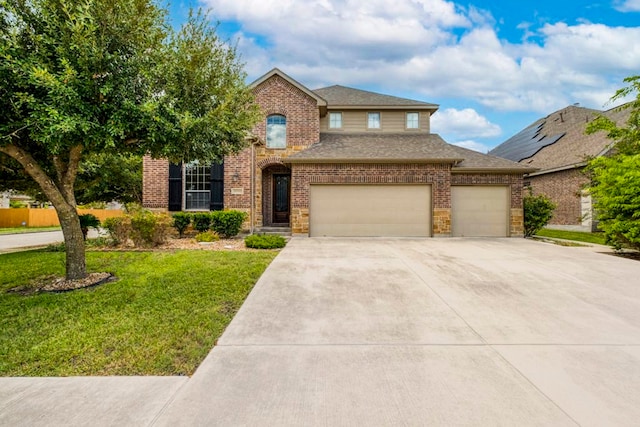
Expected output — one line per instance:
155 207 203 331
0 1 259 279
586 76 640 250
75 153 143 205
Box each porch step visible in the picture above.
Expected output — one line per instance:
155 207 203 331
254 227 292 236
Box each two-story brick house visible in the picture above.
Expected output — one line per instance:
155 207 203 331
143 68 534 237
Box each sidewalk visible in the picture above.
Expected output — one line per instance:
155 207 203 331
0 230 98 253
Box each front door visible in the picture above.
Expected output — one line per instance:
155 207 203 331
273 174 290 224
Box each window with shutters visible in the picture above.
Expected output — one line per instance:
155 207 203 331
184 161 211 210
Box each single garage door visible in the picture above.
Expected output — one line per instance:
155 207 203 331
310 184 431 237
451 186 509 237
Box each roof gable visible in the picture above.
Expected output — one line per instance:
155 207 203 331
250 68 327 107
313 85 438 110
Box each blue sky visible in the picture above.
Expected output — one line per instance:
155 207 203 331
169 0 640 152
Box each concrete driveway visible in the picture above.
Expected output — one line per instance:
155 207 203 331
155 237 640 426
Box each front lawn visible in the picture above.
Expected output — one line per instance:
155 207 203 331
536 228 607 245
0 249 276 376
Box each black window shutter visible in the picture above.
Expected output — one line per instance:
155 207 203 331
210 162 224 211
168 162 182 211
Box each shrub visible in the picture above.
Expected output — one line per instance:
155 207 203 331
192 213 212 233
211 210 247 238
245 234 287 249
78 214 101 240
523 191 556 237
103 216 132 245
172 212 192 238
130 211 172 247
195 230 220 242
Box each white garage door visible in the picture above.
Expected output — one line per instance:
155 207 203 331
451 186 509 237
310 185 431 237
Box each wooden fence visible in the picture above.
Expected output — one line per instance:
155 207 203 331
0 208 124 228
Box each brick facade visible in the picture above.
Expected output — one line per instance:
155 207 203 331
528 168 588 226
142 157 169 209
142 69 529 237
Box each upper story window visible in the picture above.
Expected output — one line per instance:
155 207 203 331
367 112 381 129
266 114 286 148
406 112 419 129
329 112 343 129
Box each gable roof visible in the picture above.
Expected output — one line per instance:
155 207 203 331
313 85 439 111
489 104 630 173
287 133 535 172
250 68 327 108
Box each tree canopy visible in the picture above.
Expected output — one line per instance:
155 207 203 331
0 0 260 279
586 76 640 250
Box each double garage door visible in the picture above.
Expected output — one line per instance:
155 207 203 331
309 184 509 237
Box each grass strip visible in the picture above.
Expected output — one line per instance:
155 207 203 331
536 228 607 245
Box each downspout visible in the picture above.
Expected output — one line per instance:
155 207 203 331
250 141 255 235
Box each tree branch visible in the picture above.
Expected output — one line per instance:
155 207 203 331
0 144 68 208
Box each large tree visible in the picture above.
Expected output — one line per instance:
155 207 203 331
586 76 640 250
0 0 260 279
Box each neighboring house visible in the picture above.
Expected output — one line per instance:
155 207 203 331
143 68 534 237
489 104 629 232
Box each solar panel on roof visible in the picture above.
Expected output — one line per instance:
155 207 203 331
489 121 565 162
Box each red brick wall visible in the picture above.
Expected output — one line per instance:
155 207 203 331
252 75 320 148
291 163 452 209
142 156 169 209
528 168 588 225
451 173 524 208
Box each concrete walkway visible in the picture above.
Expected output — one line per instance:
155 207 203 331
2 238 640 426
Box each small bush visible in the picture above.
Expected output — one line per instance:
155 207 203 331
79 213 101 240
130 211 172 247
103 216 132 245
523 191 556 237
245 234 287 249
192 213 212 233
195 230 220 243
172 212 192 238
211 210 247 238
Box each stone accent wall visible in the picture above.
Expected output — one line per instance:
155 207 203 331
432 208 451 236
291 163 452 235
142 156 169 209
528 168 588 226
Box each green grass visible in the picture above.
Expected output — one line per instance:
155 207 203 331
0 226 61 235
536 228 607 245
0 249 277 376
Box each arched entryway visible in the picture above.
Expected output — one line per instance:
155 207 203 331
261 164 291 227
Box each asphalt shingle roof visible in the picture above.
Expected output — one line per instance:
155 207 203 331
287 133 535 172
489 105 630 171
313 85 438 109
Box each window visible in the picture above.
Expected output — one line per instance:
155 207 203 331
329 112 342 129
367 112 381 129
406 112 419 129
184 161 210 210
266 114 286 148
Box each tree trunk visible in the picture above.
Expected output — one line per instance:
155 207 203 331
56 203 87 280
0 144 87 280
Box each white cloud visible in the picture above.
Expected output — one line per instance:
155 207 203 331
451 140 491 153
431 108 501 138
205 0 640 114
614 0 640 12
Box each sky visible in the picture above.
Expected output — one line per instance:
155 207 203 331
169 0 640 153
